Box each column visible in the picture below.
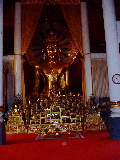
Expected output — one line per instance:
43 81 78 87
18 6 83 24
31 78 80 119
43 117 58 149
81 1 92 101
0 0 6 145
14 2 22 97
102 0 120 139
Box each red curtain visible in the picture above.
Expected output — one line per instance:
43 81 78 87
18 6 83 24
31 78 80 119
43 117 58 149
60 4 83 55
22 4 43 54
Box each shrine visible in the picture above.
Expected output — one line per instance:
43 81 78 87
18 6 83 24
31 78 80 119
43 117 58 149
4 1 106 137
1 0 120 145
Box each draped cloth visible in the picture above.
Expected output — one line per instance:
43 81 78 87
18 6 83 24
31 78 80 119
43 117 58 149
21 3 43 104
22 4 43 54
21 3 83 54
60 4 83 55
91 59 109 100
3 60 15 109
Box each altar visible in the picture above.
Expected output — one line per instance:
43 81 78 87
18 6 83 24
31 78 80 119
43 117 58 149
5 21 106 135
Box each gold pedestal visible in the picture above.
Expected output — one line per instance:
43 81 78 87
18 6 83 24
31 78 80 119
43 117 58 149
6 111 27 134
84 113 106 131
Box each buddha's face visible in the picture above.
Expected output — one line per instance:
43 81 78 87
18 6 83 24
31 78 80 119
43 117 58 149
46 42 58 59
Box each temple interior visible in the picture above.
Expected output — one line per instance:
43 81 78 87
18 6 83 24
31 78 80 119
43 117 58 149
0 0 120 141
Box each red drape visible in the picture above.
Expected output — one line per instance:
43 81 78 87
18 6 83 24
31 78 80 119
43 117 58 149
22 4 43 54
60 4 83 55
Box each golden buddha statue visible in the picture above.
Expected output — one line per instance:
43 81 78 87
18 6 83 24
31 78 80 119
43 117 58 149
26 24 77 93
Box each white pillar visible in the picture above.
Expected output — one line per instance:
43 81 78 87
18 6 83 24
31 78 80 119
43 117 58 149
14 2 22 97
0 0 3 119
102 0 120 117
81 2 92 101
